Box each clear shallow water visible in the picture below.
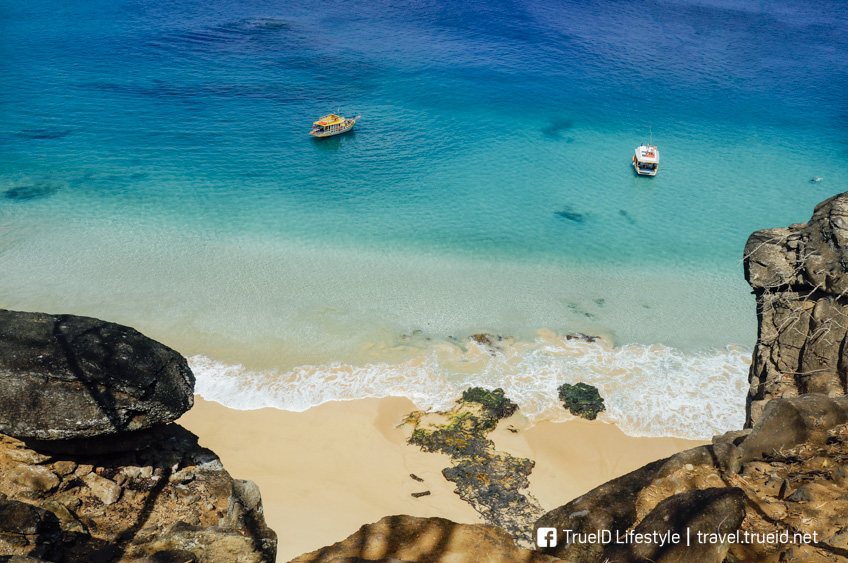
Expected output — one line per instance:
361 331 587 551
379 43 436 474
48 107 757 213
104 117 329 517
1 0 846 438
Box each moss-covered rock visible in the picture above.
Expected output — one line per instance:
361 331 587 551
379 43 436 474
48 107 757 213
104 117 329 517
404 388 543 547
558 382 605 420
461 387 518 425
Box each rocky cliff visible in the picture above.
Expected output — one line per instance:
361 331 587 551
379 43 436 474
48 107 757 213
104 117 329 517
744 192 848 426
0 309 276 562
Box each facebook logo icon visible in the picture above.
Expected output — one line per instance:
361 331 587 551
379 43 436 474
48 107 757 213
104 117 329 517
537 527 557 547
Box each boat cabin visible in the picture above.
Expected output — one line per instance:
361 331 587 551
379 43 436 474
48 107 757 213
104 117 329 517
310 113 358 137
633 144 659 176
312 114 344 134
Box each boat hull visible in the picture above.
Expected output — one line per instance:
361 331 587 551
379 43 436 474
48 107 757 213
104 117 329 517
634 166 657 176
310 119 356 137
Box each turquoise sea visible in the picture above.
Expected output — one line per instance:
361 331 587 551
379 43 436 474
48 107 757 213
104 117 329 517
2 0 846 438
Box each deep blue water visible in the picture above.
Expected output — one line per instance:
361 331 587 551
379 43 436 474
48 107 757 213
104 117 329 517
3 0 846 266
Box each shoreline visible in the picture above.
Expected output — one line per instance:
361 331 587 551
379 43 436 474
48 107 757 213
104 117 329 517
188 334 751 441
178 396 703 561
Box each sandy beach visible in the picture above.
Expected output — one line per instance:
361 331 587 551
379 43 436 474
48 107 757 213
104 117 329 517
179 397 702 561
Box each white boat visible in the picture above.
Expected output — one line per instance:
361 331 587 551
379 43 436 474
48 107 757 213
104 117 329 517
633 143 659 176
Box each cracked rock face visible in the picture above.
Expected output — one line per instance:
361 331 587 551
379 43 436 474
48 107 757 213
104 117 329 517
0 425 277 562
0 309 194 441
744 192 848 427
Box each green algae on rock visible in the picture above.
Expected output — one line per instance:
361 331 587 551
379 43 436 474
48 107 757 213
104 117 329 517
404 387 543 547
461 387 518 422
558 382 606 420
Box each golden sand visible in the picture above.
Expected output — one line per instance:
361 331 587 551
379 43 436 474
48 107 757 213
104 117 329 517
179 397 703 561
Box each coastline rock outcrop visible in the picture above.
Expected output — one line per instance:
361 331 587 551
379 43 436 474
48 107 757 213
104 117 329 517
744 193 848 426
0 309 194 443
535 394 848 562
290 515 561 563
0 309 276 562
404 387 544 548
0 426 277 562
528 194 848 563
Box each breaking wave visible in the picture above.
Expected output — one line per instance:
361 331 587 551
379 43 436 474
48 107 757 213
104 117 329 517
190 332 750 441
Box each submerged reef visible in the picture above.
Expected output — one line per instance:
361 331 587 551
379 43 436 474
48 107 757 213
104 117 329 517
3 180 62 202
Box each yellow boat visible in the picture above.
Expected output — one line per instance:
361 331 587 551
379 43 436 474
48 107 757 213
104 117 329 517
309 113 359 137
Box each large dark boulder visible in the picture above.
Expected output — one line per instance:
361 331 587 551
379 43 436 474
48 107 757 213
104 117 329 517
0 309 194 441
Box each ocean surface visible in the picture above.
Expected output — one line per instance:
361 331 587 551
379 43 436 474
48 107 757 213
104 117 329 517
2 0 846 439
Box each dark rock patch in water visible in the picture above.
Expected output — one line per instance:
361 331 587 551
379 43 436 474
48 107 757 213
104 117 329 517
558 382 606 420
153 16 291 53
541 118 574 139
16 128 73 140
3 181 61 202
86 79 313 104
566 333 600 342
567 302 596 319
554 206 587 223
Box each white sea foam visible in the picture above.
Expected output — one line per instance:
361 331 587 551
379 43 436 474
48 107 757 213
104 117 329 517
190 332 751 441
